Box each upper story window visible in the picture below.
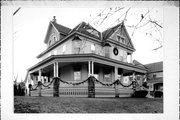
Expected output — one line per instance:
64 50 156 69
117 34 126 44
91 44 95 53
48 40 52 46
104 43 111 58
72 36 82 54
54 36 57 42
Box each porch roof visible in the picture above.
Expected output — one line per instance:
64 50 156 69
28 53 147 74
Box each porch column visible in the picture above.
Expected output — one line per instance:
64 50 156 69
91 61 94 76
38 69 42 81
114 67 118 80
130 54 133 63
114 67 119 98
54 62 59 77
38 69 42 97
88 61 91 77
132 72 136 91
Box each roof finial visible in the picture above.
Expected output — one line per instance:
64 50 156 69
53 16 56 23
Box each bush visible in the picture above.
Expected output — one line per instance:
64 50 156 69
14 82 25 96
133 90 148 98
154 91 163 98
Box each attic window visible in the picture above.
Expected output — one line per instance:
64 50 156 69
48 40 52 46
54 36 57 42
117 35 126 44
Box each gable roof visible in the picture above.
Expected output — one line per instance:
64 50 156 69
133 60 147 69
145 61 163 73
52 21 71 35
102 22 135 51
69 21 102 40
44 21 71 44
102 22 123 39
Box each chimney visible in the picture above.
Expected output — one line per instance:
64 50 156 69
53 16 56 23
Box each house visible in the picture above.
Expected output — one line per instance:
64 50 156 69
145 62 163 93
25 16 147 97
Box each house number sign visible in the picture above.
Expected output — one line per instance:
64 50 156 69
113 47 119 56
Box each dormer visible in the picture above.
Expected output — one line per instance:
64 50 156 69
44 16 71 48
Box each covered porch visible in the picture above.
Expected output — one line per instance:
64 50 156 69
27 53 147 97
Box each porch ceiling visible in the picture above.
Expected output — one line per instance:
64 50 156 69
28 53 147 74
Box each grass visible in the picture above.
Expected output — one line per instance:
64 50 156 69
14 96 163 113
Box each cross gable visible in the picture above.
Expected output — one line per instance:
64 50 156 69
103 22 135 52
44 21 71 45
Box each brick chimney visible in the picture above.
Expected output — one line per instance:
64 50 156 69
53 16 56 23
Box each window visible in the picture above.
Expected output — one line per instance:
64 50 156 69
103 67 111 82
153 74 156 78
117 35 126 44
91 44 95 53
104 46 110 58
54 36 57 42
73 65 81 81
73 41 82 54
62 45 66 54
48 40 52 46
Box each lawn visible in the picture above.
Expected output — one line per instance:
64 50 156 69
14 96 163 113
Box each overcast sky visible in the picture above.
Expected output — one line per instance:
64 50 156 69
13 7 163 82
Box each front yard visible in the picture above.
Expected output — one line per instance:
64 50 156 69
14 96 163 113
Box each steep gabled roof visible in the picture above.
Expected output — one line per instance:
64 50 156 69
44 21 71 44
69 21 101 40
102 22 123 39
102 22 135 51
145 61 163 73
52 22 71 35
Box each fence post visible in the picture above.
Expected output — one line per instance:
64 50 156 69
88 76 95 98
53 77 60 97
38 81 42 97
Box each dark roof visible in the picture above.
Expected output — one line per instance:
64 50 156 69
147 77 163 83
133 60 147 69
52 21 71 34
145 61 163 73
69 21 102 40
102 22 123 39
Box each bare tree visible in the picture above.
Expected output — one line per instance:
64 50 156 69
89 7 163 51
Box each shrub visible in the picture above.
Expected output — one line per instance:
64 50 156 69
134 90 148 98
154 91 163 98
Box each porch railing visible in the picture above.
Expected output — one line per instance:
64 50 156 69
29 76 135 98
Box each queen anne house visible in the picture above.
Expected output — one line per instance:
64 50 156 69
25 16 147 97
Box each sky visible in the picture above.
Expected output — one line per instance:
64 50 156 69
13 7 163 82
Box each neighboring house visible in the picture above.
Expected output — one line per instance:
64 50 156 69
25 16 147 97
145 62 163 92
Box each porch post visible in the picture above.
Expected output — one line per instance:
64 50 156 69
38 69 42 97
130 54 133 63
132 72 136 91
54 62 59 77
38 69 42 81
92 61 94 76
114 67 119 98
88 61 91 77
53 62 60 97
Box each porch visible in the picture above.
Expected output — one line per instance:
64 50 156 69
27 53 147 97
